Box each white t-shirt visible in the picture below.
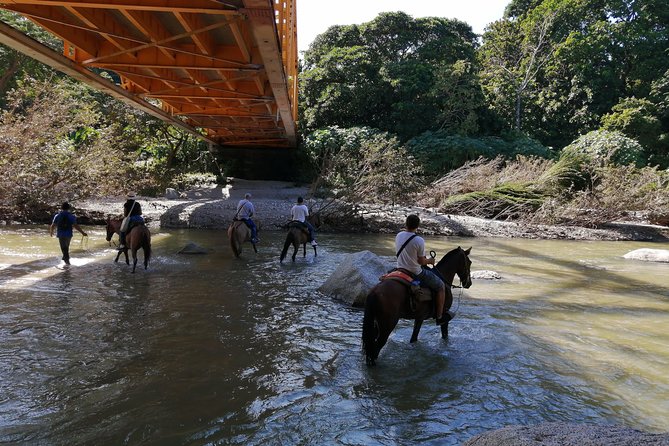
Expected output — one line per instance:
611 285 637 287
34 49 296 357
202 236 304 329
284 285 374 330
291 204 309 222
395 231 425 275
237 199 255 219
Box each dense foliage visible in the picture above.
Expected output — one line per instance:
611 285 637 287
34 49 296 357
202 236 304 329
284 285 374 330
304 126 423 205
300 12 483 141
2 2 668 226
298 1 669 224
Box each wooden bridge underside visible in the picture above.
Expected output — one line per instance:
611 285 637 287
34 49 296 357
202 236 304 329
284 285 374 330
0 0 297 147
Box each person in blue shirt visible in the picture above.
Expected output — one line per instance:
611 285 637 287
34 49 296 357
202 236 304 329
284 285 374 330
235 193 258 243
49 202 87 265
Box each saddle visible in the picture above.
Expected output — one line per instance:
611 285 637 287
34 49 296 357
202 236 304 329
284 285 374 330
287 220 309 235
380 269 433 309
233 218 252 230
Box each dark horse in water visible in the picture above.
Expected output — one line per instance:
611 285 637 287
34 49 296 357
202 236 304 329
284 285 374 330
362 247 472 366
227 220 258 258
106 217 152 273
279 214 320 262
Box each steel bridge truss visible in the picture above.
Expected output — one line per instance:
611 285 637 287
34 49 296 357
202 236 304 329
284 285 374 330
0 0 298 147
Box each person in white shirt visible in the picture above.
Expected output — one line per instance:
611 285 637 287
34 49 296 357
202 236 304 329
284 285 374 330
395 214 451 325
290 196 317 246
235 193 258 243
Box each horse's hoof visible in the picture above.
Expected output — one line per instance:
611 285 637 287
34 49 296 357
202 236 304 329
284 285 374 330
409 338 417 343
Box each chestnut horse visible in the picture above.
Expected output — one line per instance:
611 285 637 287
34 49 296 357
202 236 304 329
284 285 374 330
105 217 152 273
362 247 472 366
227 220 257 258
280 221 317 262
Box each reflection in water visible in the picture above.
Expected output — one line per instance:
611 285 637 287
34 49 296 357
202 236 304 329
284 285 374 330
0 226 668 445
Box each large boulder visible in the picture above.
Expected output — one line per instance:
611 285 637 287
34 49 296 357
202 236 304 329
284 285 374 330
463 423 669 446
623 248 669 263
319 251 393 307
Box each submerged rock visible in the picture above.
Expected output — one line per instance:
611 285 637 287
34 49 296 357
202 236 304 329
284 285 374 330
463 422 669 446
318 250 393 307
177 242 209 254
623 248 669 263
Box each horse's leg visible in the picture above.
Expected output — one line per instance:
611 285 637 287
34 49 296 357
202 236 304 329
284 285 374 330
251 230 257 253
292 241 298 262
114 250 122 263
312 245 317 257
440 321 449 339
375 316 400 357
143 247 148 270
410 319 424 343
302 242 306 257
132 248 138 273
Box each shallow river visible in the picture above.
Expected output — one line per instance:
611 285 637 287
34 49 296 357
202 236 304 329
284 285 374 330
0 226 668 445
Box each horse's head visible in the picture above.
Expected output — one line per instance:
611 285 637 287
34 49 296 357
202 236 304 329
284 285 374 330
436 246 472 288
105 217 119 243
308 212 321 229
457 247 473 288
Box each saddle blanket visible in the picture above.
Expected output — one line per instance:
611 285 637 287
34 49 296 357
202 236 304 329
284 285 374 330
380 270 432 303
380 270 417 284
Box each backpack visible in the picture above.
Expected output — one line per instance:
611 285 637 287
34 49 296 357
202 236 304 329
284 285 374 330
56 212 72 232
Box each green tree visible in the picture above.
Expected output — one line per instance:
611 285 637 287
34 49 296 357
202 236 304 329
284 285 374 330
300 12 481 141
479 0 669 149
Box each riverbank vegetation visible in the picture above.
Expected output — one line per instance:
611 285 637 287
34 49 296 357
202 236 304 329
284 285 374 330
1 1 668 228
300 1 669 227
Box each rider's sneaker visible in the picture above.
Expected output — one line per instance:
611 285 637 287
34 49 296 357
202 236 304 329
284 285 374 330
311 240 318 247
117 244 125 251
251 238 259 244
436 311 455 326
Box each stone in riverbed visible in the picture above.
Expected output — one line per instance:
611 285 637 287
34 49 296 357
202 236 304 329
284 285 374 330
462 422 669 446
318 250 393 307
471 270 502 280
177 242 209 254
623 248 669 263
165 188 179 199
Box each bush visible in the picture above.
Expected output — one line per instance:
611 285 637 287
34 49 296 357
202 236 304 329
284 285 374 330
561 130 644 167
302 126 423 205
406 130 552 179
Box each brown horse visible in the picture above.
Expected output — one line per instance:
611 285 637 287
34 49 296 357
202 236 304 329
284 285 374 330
279 221 317 262
362 246 472 366
227 220 258 258
105 217 152 273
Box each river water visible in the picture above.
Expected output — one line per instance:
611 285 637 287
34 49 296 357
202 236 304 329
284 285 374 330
0 226 668 445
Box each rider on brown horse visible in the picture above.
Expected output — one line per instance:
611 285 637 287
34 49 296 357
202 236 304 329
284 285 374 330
235 193 258 244
396 214 453 325
290 196 317 247
118 192 144 250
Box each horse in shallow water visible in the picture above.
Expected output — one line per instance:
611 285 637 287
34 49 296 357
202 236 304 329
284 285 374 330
106 217 152 273
362 246 472 366
227 220 257 258
280 221 316 262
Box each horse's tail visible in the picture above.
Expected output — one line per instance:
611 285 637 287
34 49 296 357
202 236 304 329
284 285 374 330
279 230 294 262
362 288 379 366
143 230 152 263
228 224 241 258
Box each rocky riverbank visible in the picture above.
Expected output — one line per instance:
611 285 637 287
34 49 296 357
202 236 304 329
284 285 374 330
26 179 669 242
